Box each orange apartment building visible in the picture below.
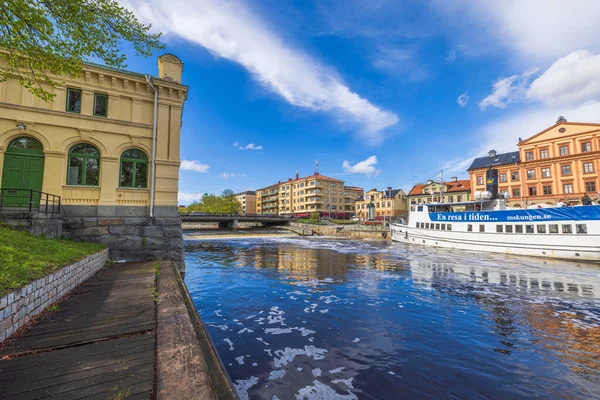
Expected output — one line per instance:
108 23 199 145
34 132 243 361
469 120 600 207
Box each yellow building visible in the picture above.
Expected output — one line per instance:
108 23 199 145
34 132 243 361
234 191 256 214
257 172 362 217
0 54 188 265
407 178 471 206
469 119 600 207
355 187 409 220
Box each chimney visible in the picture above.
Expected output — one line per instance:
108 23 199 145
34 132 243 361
451 176 457 182
488 150 496 157
296 171 299 180
557 116 567 123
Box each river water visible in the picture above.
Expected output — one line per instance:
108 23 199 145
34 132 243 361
184 235 600 400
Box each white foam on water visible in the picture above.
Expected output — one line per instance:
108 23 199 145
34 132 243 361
388 371 395 375
329 367 345 374
273 346 327 368
265 328 294 335
298 327 316 336
253 362 258 366
332 377 355 389
312 368 322 377
234 376 259 400
256 337 270 345
269 369 287 380
295 380 358 400
352 338 360 343
208 323 229 331
246 314 257 320
297 367 303 371
224 338 234 351
320 309 329 314
273 396 282 400
238 328 254 334
264 349 273 356
215 309 223 317
236 356 245 365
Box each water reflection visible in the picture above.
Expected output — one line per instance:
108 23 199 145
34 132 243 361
184 236 600 399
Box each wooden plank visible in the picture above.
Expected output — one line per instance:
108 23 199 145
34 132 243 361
0 334 154 373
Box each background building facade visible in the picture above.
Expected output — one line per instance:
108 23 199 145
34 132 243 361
0 54 188 266
256 172 362 217
408 178 471 207
355 187 408 220
469 121 600 207
234 191 256 214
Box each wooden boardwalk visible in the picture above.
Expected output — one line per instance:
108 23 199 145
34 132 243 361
0 262 157 399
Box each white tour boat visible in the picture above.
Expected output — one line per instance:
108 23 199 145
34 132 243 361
390 193 600 262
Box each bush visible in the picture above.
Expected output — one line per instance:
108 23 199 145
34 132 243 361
330 219 358 225
298 218 326 225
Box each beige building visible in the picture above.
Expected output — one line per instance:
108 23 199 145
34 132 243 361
469 120 600 207
234 190 256 214
0 54 188 265
407 178 471 207
257 172 362 217
355 187 408 220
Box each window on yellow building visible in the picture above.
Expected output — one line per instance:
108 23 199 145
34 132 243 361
499 173 507 182
476 176 483 185
120 149 148 188
586 181 596 192
543 185 552 195
581 142 591 153
93 93 108 117
67 144 100 186
539 149 549 159
525 151 534 161
511 171 519 181
527 170 535 179
513 188 521 197
583 162 594 173
66 88 82 113
561 165 571 176
541 168 551 178
559 145 569 156
563 183 573 194
528 186 537 196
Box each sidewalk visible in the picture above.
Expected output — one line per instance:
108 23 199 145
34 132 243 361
0 262 157 399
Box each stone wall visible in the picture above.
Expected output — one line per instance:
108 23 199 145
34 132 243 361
0 249 108 343
0 212 63 238
62 216 184 271
288 222 390 239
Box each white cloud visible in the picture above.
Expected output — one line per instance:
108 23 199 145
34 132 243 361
239 143 263 151
527 50 600 106
433 0 600 64
180 160 210 173
122 0 399 141
447 51 456 63
457 91 469 108
342 156 381 177
233 141 239 148
220 172 247 179
178 192 203 204
478 68 538 110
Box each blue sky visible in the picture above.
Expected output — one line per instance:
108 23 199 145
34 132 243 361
120 0 600 204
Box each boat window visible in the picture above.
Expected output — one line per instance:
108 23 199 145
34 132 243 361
562 224 573 234
417 206 423 212
505 225 513 233
549 224 559 233
496 225 503 233
447 224 452 231
515 225 523 233
441 224 446 230
526 225 534 233
425 223 430 229
435 223 440 230
430 224 435 230
576 224 587 234
479 225 485 232
416 222 421 228
537 225 546 233
467 224 473 232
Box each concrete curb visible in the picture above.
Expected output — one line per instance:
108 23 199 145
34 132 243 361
157 261 238 400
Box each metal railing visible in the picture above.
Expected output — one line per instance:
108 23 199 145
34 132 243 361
0 188 61 214
180 212 292 219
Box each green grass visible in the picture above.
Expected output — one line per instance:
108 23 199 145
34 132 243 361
0 226 105 297
330 219 359 225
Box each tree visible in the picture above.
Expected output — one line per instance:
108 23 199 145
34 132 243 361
182 193 241 214
1 0 163 102
221 189 234 197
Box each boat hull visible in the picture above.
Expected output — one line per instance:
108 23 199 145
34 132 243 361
390 224 600 262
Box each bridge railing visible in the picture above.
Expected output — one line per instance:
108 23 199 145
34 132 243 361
180 212 292 219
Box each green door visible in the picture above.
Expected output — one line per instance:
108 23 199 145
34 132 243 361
1 137 45 208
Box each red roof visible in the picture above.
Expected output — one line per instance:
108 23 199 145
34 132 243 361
409 180 470 196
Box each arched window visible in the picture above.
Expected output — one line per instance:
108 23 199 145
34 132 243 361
120 149 148 188
8 137 44 153
67 144 100 186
